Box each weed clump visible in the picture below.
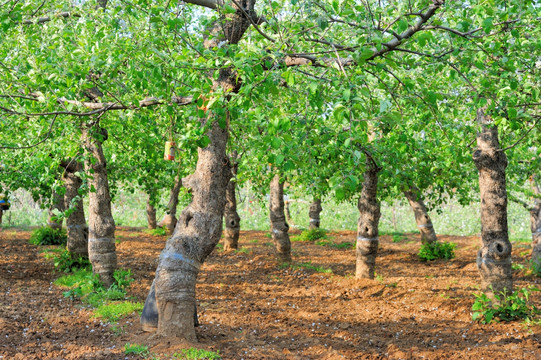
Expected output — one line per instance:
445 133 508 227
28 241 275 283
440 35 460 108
418 241 456 261
29 227 67 246
53 249 91 272
296 228 327 242
472 286 540 324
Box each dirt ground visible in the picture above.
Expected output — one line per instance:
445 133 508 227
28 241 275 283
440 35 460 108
1 227 540 360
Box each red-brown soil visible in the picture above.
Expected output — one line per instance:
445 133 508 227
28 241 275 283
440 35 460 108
1 228 540 359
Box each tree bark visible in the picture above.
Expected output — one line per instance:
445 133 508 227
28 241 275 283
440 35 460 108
530 176 541 270
162 175 182 235
356 157 381 279
472 108 513 296
146 198 157 230
83 126 117 288
62 161 88 258
141 0 256 340
403 187 437 244
308 198 322 230
223 156 240 251
269 174 291 262
0 209 3 225
47 188 65 230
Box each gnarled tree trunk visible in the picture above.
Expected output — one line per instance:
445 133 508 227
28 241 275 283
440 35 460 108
403 187 437 244
83 126 117 288
530 176 541 270
47 188 65 230
62 161 88 257
162 175 182 235
309 198 322 229
146 197 157 230
223 156 240 251
142 0 256 339
472 109 512 296
270 174 291 262
356 157 381 279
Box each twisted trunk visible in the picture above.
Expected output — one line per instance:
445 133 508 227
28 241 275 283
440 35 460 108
472 109 512 296
146 198 157 230
163 175 182 235
308 198 322 229
223 156 240 251
62 161 88 257
403 187 437 243
47 189 65 230
270 174 291 262
530 176 541 270
83 126 117 288
356 158 381 279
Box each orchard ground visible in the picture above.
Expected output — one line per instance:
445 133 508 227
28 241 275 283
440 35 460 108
1 227 540 359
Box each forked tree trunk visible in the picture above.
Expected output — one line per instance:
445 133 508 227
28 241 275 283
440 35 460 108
62 161 88 257
269 174 291 262
356 157 381 279
83 126 117 288
223 157 240 251
403 187 437 243
530 176 541 270
472 108 512 296
309 198 322 229
47 189 65 230
162 175 182 235
146 197 157 230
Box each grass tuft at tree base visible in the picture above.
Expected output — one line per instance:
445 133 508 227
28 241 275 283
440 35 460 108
29 227 67 246
418 241 456 261
124 343 149 357
291 228 327 242
53 249 91 272
472 286 541 324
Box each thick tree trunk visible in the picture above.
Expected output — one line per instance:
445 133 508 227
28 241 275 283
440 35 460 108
472 109 512 296
356 158 381 279
162 175 182 235
403 187 437 244
530 176 541 270
308 198 323 230
83 126 117 288
223 157 240 251
146 198 157 230
47 189 65 230
269 174 291 262
142 0 255 340
62 161 88 257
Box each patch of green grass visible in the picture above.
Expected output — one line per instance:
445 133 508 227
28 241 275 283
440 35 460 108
284 261 333 274
173 348 221 360
29 227 67 246
392 234 406 243
40 247 64 259
52 249 91 273
94 301 144 322
296 228 327 242
215 243 224 252
145 227 168 236
235 246 249 254
249 239 258 243
472 286 540 324
418 241 456 261
512 263 525 271
124 343 149 357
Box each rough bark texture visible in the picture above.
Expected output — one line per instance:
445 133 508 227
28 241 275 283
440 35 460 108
472 109 513 296
223 157 240 251
146 198 157 230
0 209 3 225
308 198 323 230
269 174 291 262
163 176 182 235
356 158 381 279
403 188 437 244
83 126 117 288
142 2 256 339
530 177 541 270
47 189 65 230
61 160 88 258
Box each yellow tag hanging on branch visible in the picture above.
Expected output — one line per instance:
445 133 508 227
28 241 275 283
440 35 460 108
164 141 176 161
